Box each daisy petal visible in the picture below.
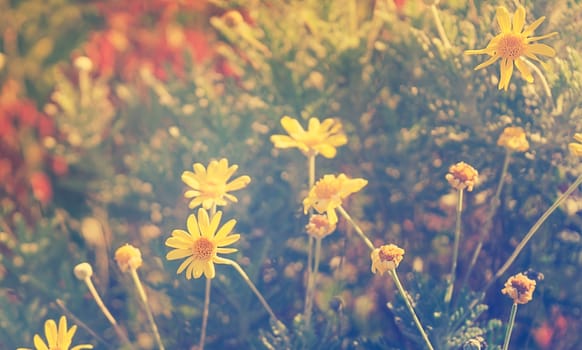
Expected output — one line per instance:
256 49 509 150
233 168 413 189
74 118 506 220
515 59 533 82
270 135 300 148
522 16 546 37
216 247 238 254
33 335 49 350
176 256 194 274
215 219 237 240
215 234 241 247
527 43 556 57
496 6 511 33
186 214 201 238
512 6 525 33
280 116 304 136
474 55 500 70
167 249 193 260
498 58 514 90
45 319 57 347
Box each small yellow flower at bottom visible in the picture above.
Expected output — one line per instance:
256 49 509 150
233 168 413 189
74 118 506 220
114 244 143 272
568 133 582 157
498 126 530 152
445 162 479 192
371 244 405 275
17 316 93 350
501 272 537 304
165 208 240 279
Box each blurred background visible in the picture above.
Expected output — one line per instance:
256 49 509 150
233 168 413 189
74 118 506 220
1 0 581 349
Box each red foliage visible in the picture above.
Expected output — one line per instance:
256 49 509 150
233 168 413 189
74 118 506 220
0 82 61 217
82 0 218 81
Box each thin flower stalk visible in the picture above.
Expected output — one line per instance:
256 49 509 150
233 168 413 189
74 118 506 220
199 279 211 350
199 204 216 350
303 153 316 326
443 161 478 303
115 244 164 350
430 1 451 50
486 173 582 291
337 205 374 251
304 236 322 326
500 273 537 350
444 187 463 305
389 269 435 350
73 263 133 349
370 244 434 350
222 258 282 326
464 149 511 288
55 299 109 347
129 268 165 350
502 303 519 350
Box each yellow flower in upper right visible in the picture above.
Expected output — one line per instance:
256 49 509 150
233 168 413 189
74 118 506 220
465 6 558 91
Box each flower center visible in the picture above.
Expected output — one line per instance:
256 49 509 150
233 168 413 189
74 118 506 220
203 179 226 198
378 249 397 262
512 280 529 297
497 34 526 59
314 181 341 200
192 237 215 261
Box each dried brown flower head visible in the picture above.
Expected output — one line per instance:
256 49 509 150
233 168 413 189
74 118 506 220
445 161 479 191
501 272 537 304
371 244 405 275
497 126 530 152
305 214 336 239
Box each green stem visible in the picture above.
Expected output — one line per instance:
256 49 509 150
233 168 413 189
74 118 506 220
83 277 134 349
224 259 282 326
389 269 435 350
130 268 165 350
486 173 582 292
444 188 464 305
199 278 211 350
304 154 317 326
199 205 217 350
521 57 554 109
464 150 511 288
304 237 323 326
502 303 519 350
430 2 452 50
337 205 375 251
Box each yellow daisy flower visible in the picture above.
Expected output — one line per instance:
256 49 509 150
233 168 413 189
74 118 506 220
270 116 348 158
303 173 368 225
569 133 582 157
18 316 93 350
181 158 251 210
165 208 240 279
465 6 557 91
